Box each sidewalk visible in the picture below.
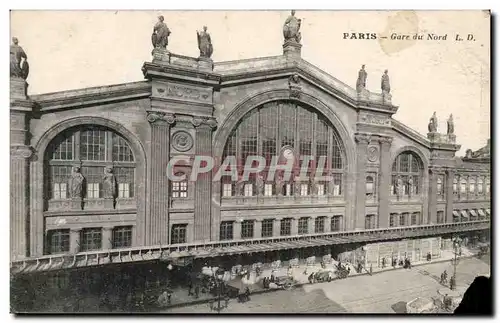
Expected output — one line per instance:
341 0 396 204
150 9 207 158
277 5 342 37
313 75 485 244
159 247 479 311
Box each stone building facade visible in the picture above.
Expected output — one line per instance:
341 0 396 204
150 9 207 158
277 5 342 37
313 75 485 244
10 26 490 286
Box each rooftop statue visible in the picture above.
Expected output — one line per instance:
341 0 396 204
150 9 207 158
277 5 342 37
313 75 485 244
428 112 438 133
356 64 367 93
151 16 171 50
381 69 390 94
197 26 213 59
447 114 454 135
283 10 302 43
10 37 29 80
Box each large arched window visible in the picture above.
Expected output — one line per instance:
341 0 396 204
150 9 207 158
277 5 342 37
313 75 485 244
391 152 423 196
45 125 136 210
221 101 345 197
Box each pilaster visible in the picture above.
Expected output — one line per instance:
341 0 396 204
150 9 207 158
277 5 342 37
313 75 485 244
445 168 455 223
233 220 242 240
273 219 281 237
291 218 298 236
308 217 315 234
192 117 217 242
254 219 262 239
147 112 175 246
428 168 438 224
354 133 371 229
324 217 332 233
70 229 81 254
377 136 393 228
102 226 113 250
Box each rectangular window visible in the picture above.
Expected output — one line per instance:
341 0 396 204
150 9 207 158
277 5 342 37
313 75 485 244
389 214 395 227
411 213 418 225
112 226 132 248
332 174 342 196
52 135 74 160
82 166 103 198
115 167 134 198
285 184 292 196
365 215 376 229
298 217 309 235
317 184 325 196
80 129 106 161
48 229 70 254
172 181 188 198
241 220 254 239
220 221 234 240
300 184 309 196
261 219 274 238
460 179 467 194
87 183 100 199
400 213 407 226
331 216 342 232
80 228 102 252
171 224 187 244
280 218 292 236
264 184 273 196
436 211 444 224
315 217 325 233
53 183 67 200
244 184 253 197
222 183 233 197
112 133 134 162
118 183 130 198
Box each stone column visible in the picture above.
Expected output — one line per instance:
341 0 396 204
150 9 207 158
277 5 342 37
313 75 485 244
354 134 370 229
192 117 217 242
378 136 393 228
102 227 114 250
10 82 33 260
428 168 438 224
147 112 175 246
70 229 81 254
445 168 455 223
308 217 316 234
254 219 262 239
233 220 242 240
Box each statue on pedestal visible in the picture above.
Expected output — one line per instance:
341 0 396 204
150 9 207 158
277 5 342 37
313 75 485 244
152 16 171 50
447 114 454 135
256 173 265 196
283 10 302 43
69 166 84 199
356 64 367 93
408 176 414 197
103 166 117 198
381 69 390 94
428 112 438 133
10 37 29 80
275 173 284 196
396 176 404 200
197 26 213 59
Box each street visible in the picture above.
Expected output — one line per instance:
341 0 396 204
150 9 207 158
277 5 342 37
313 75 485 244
163 255 490 313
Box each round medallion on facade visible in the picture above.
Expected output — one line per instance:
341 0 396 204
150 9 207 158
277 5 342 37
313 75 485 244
172 131 194 152
367 146 379 162
282 147 295 160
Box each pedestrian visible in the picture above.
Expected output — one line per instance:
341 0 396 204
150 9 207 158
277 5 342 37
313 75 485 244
382 257 386 268
188 280 193 296
270 273 275 282
224 294 230 308
450 275 456 290
167 289 172 305
369 264 373 275
195 285 200 299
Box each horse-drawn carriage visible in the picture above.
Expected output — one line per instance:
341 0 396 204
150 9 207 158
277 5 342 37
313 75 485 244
335 263 350 279
313 270 335 283
477 243 490 257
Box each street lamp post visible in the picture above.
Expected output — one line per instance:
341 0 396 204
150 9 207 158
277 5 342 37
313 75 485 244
451 236 462 290
210 268 227 313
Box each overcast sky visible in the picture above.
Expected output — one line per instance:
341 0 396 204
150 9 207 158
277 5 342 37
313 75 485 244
10 10 490 154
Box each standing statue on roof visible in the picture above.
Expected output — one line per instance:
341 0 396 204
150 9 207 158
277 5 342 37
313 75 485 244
283 10 302 43
10 37 29 80
152 16 171 50
447 114 454 135
197 26 213 59
356 64 367 93
381 69 390 94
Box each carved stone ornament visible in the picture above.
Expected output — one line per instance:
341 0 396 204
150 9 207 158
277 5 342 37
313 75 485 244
10 145 33 159
367 146 379 162
191 117 217 129
354 133 371 144
378 136 393 145
288 74 302 98
172 131 194 152
147 112 165 123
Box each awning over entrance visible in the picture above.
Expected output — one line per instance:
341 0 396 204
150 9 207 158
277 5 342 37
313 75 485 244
478 209 486 217
460 210 469 218
469 209 478 217
452 210 460 217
